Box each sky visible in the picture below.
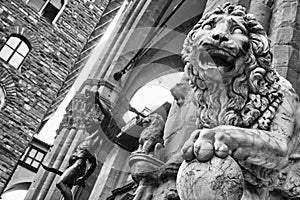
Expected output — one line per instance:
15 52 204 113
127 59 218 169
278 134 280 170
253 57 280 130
123 72 183 122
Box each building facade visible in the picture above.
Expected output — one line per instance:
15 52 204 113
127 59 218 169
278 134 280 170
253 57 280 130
1 137 50 199
1 0 300 199
0 0 124 194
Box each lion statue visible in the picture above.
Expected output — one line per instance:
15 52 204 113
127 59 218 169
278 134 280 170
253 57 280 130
179 3 300 200
136 113 165 154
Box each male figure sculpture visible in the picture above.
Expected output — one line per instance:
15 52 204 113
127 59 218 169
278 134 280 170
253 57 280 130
55 137 97 200
42 90 110 200
43 131 98 200
177 3 300 200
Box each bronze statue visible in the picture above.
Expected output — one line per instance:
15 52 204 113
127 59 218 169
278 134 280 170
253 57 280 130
42 90 112 200
176 3 300 200
43 131 98 200
56 134 98 200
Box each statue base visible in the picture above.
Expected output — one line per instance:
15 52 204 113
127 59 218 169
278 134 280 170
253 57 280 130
129 153 165 183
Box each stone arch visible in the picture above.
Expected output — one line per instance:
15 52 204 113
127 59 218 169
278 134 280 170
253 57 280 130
3 182 31 193
113 54 184 125
112 15 202 125
0 66 17 110
1 182 31 200
7 26 38 49
123 54 184 100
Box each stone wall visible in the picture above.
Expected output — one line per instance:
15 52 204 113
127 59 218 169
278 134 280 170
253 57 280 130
269 0 300 95
0 0 109 194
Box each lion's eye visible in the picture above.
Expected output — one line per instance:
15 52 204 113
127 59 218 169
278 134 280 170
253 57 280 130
202 23 213 30
232 27 244 34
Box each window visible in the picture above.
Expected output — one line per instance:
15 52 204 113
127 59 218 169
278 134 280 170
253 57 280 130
21 146 46 170
0 35 31 69
42 0 63 22
26 0 65 23
27 0 47 12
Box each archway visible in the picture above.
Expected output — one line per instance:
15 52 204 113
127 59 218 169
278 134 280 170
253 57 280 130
1 182 31 200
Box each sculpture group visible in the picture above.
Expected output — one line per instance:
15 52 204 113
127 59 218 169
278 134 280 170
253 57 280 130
131 3 300 200
45 3 300 200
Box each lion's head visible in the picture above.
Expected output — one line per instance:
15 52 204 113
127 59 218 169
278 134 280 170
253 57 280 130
142 113 165 131
182 3 283 130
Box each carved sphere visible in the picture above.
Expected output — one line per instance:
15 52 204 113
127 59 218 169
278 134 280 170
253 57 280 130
177 156 244 200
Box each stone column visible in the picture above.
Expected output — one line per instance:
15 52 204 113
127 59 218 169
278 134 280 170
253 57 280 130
90 0 173 82
24 127 71 200
25 84 110 200
35 128 77 200
248 0 273 33
88 146 131 200
43 129 86 200
269 0 300 95
90 0 149 79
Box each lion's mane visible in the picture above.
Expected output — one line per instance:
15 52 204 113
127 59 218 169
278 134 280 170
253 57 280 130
182 3 283 130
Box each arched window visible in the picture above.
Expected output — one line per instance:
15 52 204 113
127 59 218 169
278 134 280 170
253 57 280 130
26 0 65 23
0 34 31 69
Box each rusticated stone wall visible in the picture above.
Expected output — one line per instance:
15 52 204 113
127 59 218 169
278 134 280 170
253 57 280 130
0 0 110 194
269 0 300 95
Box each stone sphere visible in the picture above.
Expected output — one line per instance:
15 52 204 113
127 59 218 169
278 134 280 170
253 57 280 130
177 156 244 200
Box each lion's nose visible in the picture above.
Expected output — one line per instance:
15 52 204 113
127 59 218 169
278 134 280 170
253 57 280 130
212 32 229 43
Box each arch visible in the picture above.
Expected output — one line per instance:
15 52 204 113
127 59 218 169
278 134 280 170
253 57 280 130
112 54 184 125
1 182 31 200
8 26 38 49
112 16 202 125
123 54 184 101
0 66 17 110
3 182 31 193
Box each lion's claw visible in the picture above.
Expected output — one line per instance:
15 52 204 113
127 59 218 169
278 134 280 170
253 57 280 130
181 128 236 162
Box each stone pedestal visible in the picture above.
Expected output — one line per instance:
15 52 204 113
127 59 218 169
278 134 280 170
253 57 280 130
129 153 165 200
129 153 165 182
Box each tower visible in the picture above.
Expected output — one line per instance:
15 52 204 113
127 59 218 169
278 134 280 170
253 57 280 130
0 0 124 194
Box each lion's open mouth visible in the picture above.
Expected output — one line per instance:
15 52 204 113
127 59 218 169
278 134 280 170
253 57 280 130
199 49 235 72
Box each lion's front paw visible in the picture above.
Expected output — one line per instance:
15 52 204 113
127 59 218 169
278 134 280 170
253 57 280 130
181 128 239 162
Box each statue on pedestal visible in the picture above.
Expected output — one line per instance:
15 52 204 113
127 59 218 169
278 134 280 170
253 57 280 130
129 113 165 200
130 3 300 200
177 3 300 200
135 113 165 155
